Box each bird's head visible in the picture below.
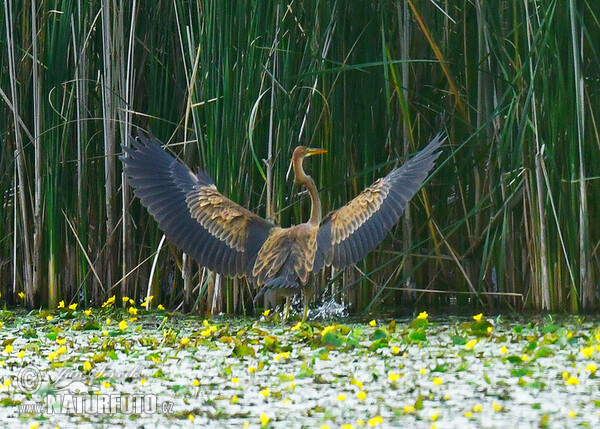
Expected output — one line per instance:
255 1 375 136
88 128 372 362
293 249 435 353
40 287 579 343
288 146 327 182
292 146 327 161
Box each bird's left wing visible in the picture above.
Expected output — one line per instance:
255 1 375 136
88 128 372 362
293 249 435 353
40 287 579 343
315 135 444 271
122 134 276 278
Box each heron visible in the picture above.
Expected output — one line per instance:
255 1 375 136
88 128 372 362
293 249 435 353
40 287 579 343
121 133 443 321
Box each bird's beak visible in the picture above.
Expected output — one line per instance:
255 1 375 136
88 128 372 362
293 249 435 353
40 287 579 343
306 148 327 156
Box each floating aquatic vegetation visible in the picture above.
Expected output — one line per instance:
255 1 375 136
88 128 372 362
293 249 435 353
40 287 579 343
0 309 598 427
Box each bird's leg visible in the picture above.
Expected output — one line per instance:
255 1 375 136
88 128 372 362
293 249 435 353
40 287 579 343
301 299 308 323
285 297 290 320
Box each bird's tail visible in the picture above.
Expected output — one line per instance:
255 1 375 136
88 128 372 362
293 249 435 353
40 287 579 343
253 277 299 305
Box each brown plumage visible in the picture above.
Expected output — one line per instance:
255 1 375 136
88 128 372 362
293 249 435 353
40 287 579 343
121 133 443 321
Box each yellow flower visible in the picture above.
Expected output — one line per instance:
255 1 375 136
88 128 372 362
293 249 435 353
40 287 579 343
232 377 239 384
369 320 376 327
260 412 270 427
568 410 576 418
140 379 146 386
4 344 13 354
102 295 115 308
260 387 269 398
158 304 165 310
16 350 25 358
230 395 238 404
200 329 211 337
433 377 442 386
188 414 194 422
388 371 401 382
102 381 110 388
473 404 482 412
487 326 493 333
18 292 25 300
57 346 67 355
106 318 111 325
357 420 365 426
69 303 77 311
83 361 92 371
500 346 508 354
243 422 250 429
520 355 529 362
581 347 594 358
180 337 189 346
367 415 382 426
391 346 400 355
473 313 483 322
404 405 415 414
128 307 138 316
57 338 66 345
341 425 353 429
357 391 367 401
419 368 428 375
492 402 502 412
85 309 92 316
321 325 336 336
29 423 39 429
465 411 472 418
118 320 127 331
337 393 346 401
291 322 302 331
193 379 200 386
46 315 54 321
567 332 573 339
566 376 579 385
58 300 65 309
321 425 329 429
586 364 597 373
417 311 428 319
431 409 439 421
465 339 477 350
350 378 363 389
102 330 108 337
248 366 257 374
4 379 11 387
262 309 270 317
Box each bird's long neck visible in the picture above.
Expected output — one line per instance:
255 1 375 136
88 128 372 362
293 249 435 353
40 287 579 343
294 157 322 226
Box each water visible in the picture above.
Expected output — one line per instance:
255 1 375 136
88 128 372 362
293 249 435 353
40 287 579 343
0 310 598 428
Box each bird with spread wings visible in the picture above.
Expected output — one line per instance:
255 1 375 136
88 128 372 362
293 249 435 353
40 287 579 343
121 134 443 321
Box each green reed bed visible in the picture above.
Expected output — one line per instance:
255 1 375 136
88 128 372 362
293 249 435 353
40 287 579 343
1 1 599 314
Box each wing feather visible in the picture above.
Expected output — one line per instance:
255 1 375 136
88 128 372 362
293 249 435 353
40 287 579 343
121 133 276 278
316 134 444 270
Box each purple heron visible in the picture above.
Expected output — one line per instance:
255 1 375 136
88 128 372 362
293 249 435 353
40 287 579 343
122 134 443 321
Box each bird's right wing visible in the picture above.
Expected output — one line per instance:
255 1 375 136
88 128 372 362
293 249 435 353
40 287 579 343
121 134 276 278
315 135 444 272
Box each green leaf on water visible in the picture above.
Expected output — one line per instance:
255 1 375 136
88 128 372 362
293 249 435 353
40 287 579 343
510 368 531 377
414 394 425 410
232 342 256 358
410 318 428 329
408 328 426 342
451 335 466 345
535 346 554 358
371 328 389 342
322 331 344 349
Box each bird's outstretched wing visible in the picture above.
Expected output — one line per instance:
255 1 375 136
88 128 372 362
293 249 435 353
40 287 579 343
121 134 276 277
315 134 444 271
